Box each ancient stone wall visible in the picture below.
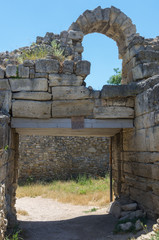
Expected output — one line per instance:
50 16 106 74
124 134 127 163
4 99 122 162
112 76 159 219
1 5 159 238
18 136 110 182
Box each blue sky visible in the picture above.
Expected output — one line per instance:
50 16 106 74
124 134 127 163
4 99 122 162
0 0 159 89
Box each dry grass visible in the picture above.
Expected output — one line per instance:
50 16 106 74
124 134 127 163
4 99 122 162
17 209 29 216
16 175 111 207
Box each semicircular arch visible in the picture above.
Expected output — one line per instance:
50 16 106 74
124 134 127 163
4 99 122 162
69 6 137 59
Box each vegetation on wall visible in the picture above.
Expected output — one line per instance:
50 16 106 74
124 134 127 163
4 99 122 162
17 40 65 63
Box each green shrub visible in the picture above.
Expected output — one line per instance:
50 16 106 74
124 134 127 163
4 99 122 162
17 40 65 63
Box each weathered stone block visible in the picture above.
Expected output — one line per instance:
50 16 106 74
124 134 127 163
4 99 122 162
101 84 139 99
52 99 94 117
23 60 34 67
102 8 110 21
9 78 48 92
132 64 143 81
35 59 60 73
0 67 4 78
49 74 83 87
134 112 155 130
6 65 17 78
12 100 51 118
29 68 35 79
18 65 29 78
0 91 12 113
83 10 96 25
62 60 74 74
93 6 103 21
68 30 84 41
13 92 52 101
35 72 48 78
0 164 7 182
0 79 10 90
75 60 91 77
52 86 93 100
94 106 134 119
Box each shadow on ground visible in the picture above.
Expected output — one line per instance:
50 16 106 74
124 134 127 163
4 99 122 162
19 214 154 240
19 213 118 240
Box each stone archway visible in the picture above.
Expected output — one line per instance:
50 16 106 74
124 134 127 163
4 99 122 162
1 5 159 238
69 6 137 59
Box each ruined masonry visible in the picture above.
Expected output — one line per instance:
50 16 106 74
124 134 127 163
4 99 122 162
1 5 159 238
18 136 110 182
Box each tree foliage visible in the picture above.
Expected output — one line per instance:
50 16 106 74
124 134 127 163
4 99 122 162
107 68 122 85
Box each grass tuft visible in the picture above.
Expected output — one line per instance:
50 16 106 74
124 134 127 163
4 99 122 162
16 175 110 206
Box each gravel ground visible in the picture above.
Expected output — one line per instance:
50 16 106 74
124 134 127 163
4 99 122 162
16 197 154 240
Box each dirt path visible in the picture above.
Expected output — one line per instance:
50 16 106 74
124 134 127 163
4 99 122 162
16 197 154 240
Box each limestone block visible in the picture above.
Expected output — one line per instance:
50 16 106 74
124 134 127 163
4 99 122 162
109 6 121 25
122 152 159 164
9 78 48 92
74 43 84 54
12 100 51 118
129 45 144 59
13 92 52 101
0 79 10 90
83 10 96 25
62 60 74 74
18 64 29 78
114 12 127 27
52 86 93 100
29 68 35 78
0 68 4 78
76 14 88 30
93 6 103 21
23 60 34 67
0 115 9 149
121 203 137 211
75 60 90 77
102 8 110 21
94 106 134 119
35 59 60 73
6 65 17 78
49 74 83 87
143 62 159 79
35 72 48 78
134 112 155 130
135 90 150 117
52 99 94 117
155 111 159 125
109 201 121 218
119 222 133 231
132 64 143 81
1 91 12 113
101 84 139 99
0 164 7 182
68 30 84 41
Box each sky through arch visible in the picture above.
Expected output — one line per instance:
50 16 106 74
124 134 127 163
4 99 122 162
82 33 122 90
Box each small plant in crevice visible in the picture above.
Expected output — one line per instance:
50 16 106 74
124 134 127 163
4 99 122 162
17 40 66 63
4 145 9 151
5 225 23 240
151 231 159 240
84 207 98 213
